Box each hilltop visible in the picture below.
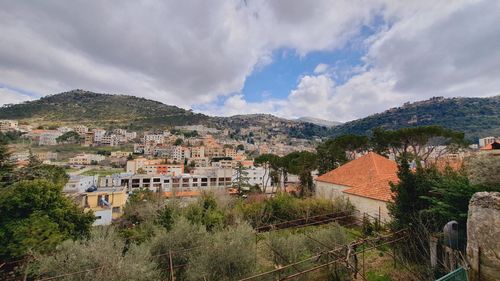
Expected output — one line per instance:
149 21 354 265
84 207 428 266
1 91 499 140
330 96 500 139
0 90 327 138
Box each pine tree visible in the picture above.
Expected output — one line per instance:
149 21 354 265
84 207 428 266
0 140 14 188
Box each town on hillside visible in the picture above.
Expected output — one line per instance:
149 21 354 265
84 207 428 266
1 117 499 281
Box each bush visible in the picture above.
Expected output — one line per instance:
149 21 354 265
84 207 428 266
186 223 256 281
150 218 207 279
31 227 161 281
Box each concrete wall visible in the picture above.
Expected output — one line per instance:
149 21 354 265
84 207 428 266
467 192 500 281
315 181 390 222
344 194 390 222
93 209 112 226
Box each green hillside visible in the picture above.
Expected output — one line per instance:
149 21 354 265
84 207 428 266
0 90 209 130
329 96 500 140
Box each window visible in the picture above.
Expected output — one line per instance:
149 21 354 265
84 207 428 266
95 216 102 219
143 178 151 183
153 178 160 182
112 207 121 213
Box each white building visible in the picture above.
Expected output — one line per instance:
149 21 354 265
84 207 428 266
63 175 98 193
38 131 63 146
93 129 107 143
479 136 497 148
68 154 106 165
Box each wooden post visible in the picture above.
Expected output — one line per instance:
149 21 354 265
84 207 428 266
169 250 175 281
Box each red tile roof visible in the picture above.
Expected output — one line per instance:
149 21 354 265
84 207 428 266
316 152 399 202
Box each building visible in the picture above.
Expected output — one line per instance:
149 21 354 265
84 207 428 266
245 166 271 189
144 133 165 144
0 120 18 132
38 130 63 146
479 136 497 148
126 158 184 176
73 125 89 135
315 152 399 222
83 132 95 146
68 154 106 165
101 172 232 197
92 129 106 143
110 151 132 158
79 186 127 225
170 146 191 163
63 175 98 193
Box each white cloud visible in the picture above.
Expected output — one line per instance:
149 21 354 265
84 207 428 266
1 0 499 121
200 0 500 122
0 87 33 106
313 64 329 74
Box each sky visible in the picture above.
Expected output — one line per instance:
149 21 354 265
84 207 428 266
0 0 499 122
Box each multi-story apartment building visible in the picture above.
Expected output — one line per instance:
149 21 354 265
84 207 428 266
92 129 107 143
190 146 205 158
110 151 132 158
83 132 95 146
170 146 191 163
126 158 184 176
73 125 89 135
100 135 118 146
144 133 165 144
100 173 232 197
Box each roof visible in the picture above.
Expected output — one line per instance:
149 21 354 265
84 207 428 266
480 141 500 150
316 152 399 202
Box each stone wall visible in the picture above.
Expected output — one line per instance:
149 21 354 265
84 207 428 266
466 192 500 281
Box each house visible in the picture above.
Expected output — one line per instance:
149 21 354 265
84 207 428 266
63 175 98 193
79 186 127 226
68 153 105 165
315 152 399 222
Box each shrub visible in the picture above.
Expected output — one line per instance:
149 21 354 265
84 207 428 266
186 223 256 281
31 227 161 281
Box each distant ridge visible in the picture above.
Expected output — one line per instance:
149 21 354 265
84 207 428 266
1 90 499 139
329 96 500 139
296 117 342 127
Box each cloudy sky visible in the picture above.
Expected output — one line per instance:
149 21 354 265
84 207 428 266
1 0 499 122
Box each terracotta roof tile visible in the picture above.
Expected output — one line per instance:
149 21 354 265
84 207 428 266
316 152 398 202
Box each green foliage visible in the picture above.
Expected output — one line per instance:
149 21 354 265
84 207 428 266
329 96 500 139
466 154 500 188
174 138 183 145
31 227 162 281
372 126 465 165
186 223 256 281
185 192 226 231
316 138 349 175
150 218 208 279
15 154 69 186
0 131 24 144
236 193 355 228
56 131 82 144
0 140 14 188
283 151 318 197
0 180 94 259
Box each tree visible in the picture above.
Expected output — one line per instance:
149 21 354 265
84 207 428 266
316 134 370 175
236 144 245 151
0 180 94 259
174 138 183 146
56 131 82 144
186 223 256 281
372 126 465 167
285 151 318 197
15 153 69 187
254 154 280 193
0 140 14 188
233 162 250 194
31 227 161 281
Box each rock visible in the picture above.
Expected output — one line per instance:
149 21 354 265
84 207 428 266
467 192 500 281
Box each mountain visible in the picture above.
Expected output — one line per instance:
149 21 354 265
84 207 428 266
329 96 500 139
1 91 499 140
0 90 327 138
296 117 342 127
